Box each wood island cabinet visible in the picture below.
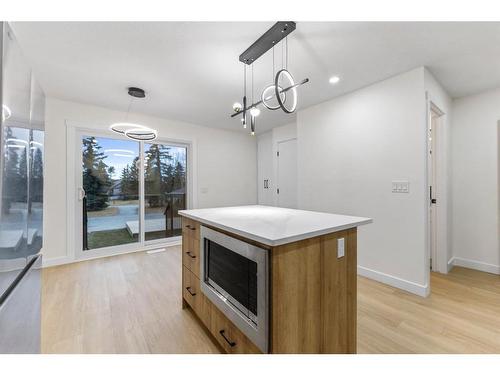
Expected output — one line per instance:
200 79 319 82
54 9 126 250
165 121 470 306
181 216 358 354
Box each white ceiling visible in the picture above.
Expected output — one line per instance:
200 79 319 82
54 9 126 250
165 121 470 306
10 22 500 133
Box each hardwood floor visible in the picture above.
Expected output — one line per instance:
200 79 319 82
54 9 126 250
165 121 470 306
41 246 500 353
41 247 220 353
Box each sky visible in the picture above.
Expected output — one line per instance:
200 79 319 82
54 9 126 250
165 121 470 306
85 136 186 180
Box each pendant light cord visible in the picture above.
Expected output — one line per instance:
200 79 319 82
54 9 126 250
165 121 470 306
286 36 288 70
125 96 133 122
272 45 275 80
252 63 254 105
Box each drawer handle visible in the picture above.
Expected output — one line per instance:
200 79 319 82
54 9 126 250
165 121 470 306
186 251 196 259
219 330 236 347
186 287 196 296
189 227 196 231
185 225 192 229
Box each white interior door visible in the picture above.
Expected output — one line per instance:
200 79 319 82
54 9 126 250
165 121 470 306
277 139 297 208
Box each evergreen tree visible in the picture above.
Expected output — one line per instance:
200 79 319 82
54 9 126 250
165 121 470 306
119 157 139 199
144 144 172 207
172 161 185 191
31 147 44 205
2 128 20 213
82 136 111 211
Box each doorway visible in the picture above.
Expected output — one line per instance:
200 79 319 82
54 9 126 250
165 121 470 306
428 103 445 272
76 129 188 258
276 138 297 208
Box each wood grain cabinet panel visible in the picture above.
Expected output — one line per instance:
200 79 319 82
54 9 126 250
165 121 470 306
182 234 200 278
321 228 357 353
210 305 261 354
182 217 200 240
182 266 211 327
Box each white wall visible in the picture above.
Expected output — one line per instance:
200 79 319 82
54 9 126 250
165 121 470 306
297 68 430 296
43 98 257 265
451 88 500 274
257 122 297 206
424 69 453 273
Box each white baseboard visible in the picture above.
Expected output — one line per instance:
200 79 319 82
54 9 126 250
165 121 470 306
42 255 72 268
452 257 500 275
357 265 429 297
42 240 182 269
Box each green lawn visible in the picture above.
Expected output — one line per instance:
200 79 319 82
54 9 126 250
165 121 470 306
87 228 182 249
88 228 137 249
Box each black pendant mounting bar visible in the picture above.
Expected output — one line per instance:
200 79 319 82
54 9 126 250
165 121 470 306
239 22 296 65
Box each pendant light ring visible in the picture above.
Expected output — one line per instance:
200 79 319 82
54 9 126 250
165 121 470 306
124 127 157 141
261 84 286 110
274 69 297 114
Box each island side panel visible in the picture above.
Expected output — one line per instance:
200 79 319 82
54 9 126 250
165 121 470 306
270 237 322 353
321 228 357 353
270 228 357 354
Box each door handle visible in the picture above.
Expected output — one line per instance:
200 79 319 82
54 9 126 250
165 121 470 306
430 186 437 204
78 187 86 201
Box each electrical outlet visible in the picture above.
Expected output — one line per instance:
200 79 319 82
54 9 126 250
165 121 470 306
337 238 345 258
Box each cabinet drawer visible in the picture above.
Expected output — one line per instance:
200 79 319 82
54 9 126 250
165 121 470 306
210 305 262 354
182 217 200 240
182 235 200 278
182 267 211 327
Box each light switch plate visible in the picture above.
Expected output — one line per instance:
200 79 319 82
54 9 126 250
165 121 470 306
392 180 410 193
337 238 345 258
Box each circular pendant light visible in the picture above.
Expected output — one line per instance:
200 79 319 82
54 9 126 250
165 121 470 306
275 69 297 114
109 122 148 135
109 87 157 141
261 84 286 110
124 127 157 141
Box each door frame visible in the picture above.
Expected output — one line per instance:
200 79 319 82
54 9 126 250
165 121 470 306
66 121 194 262
425 95 448 278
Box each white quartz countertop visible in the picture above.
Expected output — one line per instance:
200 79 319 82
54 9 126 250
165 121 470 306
178 205 372 246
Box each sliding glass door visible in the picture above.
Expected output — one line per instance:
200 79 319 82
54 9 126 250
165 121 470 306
80 133 187 252
144 143 187 241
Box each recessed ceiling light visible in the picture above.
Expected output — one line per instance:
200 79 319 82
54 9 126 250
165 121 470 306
329 76 340 85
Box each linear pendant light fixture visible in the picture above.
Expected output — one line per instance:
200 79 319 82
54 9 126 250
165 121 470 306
110 87 157 141
230 22 309 135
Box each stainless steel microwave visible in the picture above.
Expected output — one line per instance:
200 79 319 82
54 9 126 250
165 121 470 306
199 225 268 353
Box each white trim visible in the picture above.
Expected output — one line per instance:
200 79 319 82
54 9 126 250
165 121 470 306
42 239 181 268
424 93 449 276
452 257 500 275
357 265 430 297
447 256 455 272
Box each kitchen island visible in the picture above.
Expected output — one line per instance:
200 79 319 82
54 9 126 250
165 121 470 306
179 205 371 354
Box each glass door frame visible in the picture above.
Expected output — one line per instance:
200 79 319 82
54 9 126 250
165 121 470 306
142 138 189 247
72 127 192 261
